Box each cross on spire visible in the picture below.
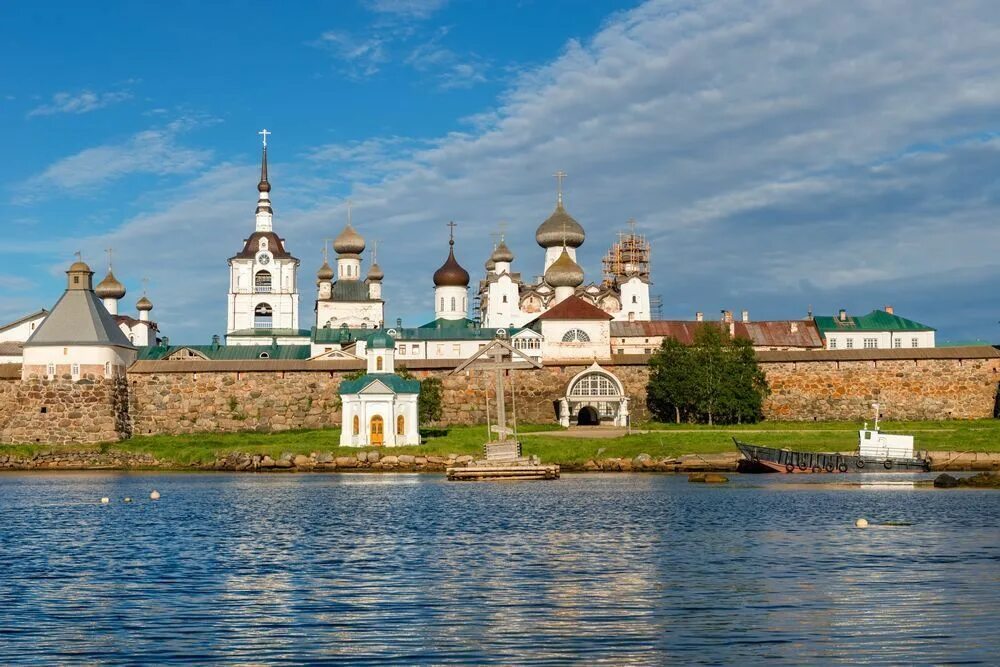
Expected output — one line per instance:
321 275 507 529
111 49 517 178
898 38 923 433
489 231 500 249
497 221 507 242
258 128 271 147
371 239 378 265
141 277 149 295
105 247 114 271
346 199 353 226
447 220 457 245
554 170 567 206
74 250 82 262
322 239 329 264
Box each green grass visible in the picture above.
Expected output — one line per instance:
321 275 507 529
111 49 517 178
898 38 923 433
2 420 998 468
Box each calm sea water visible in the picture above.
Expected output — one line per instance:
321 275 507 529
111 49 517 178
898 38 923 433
0 472 997 665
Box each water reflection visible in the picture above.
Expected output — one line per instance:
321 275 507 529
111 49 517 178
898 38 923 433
0 472 996 664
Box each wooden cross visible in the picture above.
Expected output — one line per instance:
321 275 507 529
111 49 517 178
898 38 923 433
554 170 567 204
258 128 271 147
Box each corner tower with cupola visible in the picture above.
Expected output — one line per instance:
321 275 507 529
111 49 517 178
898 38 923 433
226 131 300 340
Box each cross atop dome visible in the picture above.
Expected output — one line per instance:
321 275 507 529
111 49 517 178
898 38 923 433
554 170 567 206
258 128 270 147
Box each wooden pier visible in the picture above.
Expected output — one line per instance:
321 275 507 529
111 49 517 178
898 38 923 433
446 337 560 482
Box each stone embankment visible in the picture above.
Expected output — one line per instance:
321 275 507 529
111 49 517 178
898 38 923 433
2 449 999 472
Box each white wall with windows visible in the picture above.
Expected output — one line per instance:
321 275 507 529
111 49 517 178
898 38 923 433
540 319 611 361
825 330 935 350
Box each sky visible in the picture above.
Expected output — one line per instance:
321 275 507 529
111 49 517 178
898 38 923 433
2 0 999 344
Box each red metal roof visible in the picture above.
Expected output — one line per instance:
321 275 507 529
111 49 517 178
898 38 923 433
609 319 823 348
537 296 613 321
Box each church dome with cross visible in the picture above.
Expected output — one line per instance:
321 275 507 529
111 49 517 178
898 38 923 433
536 171 585 249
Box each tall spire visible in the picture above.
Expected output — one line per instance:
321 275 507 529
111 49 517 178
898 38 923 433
255 129 273 231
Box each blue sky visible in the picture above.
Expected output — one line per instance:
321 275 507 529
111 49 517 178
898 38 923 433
3 0 999 343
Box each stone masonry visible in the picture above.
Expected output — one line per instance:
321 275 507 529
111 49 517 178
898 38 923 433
0 376 130 444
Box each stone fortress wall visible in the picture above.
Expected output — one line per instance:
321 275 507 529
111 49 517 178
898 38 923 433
0 348 997 443
0 375 130 445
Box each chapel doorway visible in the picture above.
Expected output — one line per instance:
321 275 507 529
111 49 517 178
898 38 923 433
370 415 384 446
577 405 601 426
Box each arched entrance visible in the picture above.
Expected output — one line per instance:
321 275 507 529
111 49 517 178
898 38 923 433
559 362 630 428
577 406 600 426
370 415 384 446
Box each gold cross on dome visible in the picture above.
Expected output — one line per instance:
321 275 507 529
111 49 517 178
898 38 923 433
258 128 271 147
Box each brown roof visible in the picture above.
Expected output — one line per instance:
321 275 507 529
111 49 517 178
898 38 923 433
230 232 297 261
0 342 23 356
610 319 823 348
537 295 612 321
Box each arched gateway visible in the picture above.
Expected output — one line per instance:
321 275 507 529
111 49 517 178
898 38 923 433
558 362 630 427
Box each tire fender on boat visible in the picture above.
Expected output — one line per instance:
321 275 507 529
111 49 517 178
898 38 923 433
838 462 848 473
856 459 865 469
884 460 893 470
785 463 795 473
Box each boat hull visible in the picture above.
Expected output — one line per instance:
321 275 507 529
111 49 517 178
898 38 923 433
734 439 929 473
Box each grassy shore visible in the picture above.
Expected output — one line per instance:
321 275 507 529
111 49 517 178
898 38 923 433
3 420 999 467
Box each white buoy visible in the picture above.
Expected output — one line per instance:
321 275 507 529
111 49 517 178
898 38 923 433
150 490 160 500
100 497 110 504
124 497 132 503
855 518 869 528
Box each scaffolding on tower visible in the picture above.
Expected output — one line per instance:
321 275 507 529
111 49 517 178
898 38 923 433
602 220 651 287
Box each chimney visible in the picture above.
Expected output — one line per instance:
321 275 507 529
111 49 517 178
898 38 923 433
885 305 894 315
790 322 798 334
696 311 704 322
807 305 813 320
723 310 733 324
838 309 847 322
741 309 749 323
396 317 403 328
211 334 221 350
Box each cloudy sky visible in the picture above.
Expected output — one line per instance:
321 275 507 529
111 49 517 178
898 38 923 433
2 0 999 343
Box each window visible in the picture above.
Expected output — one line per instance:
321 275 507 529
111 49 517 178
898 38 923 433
104 362 112 378
259 352 270 359
440 298 444 312
617 348 624 354
570 373 620 397
71 363 80 379
412 344 419 354
644 348 652 354
632 295 637 303
352 415 360 435
376 356 383 371
502 295 508 303
562 329 591 342
46 363 55 379
452 344 461 356
254 271 272 293
397 415 405 435
846 338 854 349
911 338 919 348
398 345 406 356
254 303 273 329
259 238 268 251
829 339 837 349
450 296 456 311
864 338 878 349
894 338 902 349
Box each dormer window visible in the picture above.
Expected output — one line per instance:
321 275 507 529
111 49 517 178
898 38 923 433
259 238 268 251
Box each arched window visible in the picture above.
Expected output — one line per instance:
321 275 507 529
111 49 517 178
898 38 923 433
397 415 405 435
259 352 270 359
632 295 638 303
440 297 444 311
255 271 272 293
570 373 621 397
259 238 268 250
254 303 273 329
502 295 508 303
376 356 383 371
562 329 591 342
352 415 360 435
450 296 456 311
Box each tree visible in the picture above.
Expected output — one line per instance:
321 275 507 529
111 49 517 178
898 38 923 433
646 337 694 423
397 366 443 424
645 323 770 425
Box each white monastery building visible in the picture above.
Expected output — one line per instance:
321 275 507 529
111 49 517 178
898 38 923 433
338 330 420 447
226 131 301 341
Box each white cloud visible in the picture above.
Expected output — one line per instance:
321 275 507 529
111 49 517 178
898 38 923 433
313 30 390 77
27 89 132 117
14 118 213 201
364 0 448 19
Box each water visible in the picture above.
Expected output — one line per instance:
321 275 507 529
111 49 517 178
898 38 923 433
0 472 997 665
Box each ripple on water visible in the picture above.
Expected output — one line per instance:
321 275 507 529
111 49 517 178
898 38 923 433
0 472 997 665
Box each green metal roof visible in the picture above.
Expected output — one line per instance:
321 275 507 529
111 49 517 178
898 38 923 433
226 328 311 338
137 344 313 361
331 280 375 302
814 310 934 334
312 321 527 344
339 372 420 395
367 330 395 349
